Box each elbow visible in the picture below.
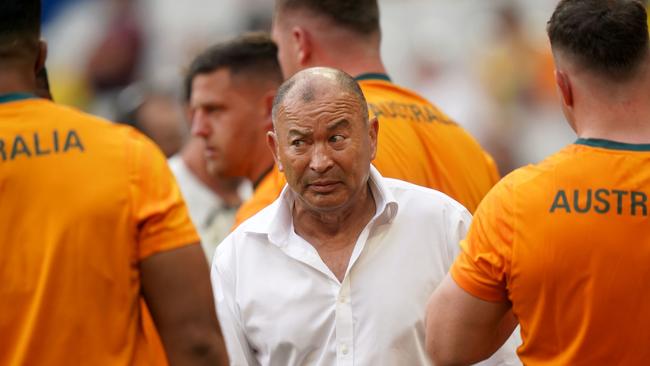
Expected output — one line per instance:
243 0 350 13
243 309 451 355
164 325 230 366
426 340 467 366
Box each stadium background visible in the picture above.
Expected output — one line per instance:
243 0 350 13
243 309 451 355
40 0 650 174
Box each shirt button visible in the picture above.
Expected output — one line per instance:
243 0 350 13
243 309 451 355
341 344 349 355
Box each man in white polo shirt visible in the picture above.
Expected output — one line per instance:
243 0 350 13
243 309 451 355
211 67 519 365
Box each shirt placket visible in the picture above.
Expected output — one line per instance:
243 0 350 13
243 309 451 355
335 276 353 366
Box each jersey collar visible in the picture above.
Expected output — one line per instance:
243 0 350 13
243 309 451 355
354 73 392 82
0 92 36 104
575 138 650 152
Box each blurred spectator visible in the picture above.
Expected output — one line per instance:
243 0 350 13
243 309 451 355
86 0 142 92
476 1 571 173
168 137 245 260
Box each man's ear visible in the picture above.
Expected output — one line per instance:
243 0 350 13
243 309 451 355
266 131 283 172
555 69 573 108
35 40 47 74
368 117 379 161
292 26 311 68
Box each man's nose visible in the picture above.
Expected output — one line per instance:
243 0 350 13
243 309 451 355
309 142 334 173
190 110 211 138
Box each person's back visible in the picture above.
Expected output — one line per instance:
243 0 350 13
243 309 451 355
461 140 650 364
357 74 499 212
0 97 178 364
425 1 650 365
0 2 228 364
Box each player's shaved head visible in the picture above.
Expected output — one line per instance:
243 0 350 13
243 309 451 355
272 67 368 126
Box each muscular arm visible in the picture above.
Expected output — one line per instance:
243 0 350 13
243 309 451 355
141 243 229 366
425 274 517 366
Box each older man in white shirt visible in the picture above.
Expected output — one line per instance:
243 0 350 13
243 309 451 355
211 67 519 365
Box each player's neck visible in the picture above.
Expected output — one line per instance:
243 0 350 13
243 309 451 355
316 38 387 78
0 66 36 96
576 72 650 144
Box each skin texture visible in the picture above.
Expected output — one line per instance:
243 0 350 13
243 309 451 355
267 67 379 281
190 68 275 182
141 244 229 366
425 275 517 365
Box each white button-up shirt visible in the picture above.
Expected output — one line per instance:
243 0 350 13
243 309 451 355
212 166 520 366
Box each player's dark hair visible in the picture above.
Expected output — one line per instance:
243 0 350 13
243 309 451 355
547 0 649 81
276 0 380 36
0 0 41 56
184 32 283 101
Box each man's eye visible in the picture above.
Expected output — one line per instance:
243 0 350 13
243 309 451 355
291 140 304 147
330 135 345 143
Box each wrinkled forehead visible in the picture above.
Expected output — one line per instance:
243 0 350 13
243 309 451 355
276 86 366 129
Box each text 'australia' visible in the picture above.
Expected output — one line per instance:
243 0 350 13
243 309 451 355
0 129 85 162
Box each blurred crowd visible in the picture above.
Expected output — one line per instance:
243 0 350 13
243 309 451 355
42 0 583 175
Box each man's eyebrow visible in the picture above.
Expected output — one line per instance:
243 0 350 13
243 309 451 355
287 127 310 137
327 119 350 131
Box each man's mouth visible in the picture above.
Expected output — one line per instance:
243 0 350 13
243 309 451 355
307 180 340 193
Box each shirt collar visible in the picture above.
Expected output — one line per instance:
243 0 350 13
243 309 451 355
354 73 392 83
244 165 399 246
0 92 36 104
575 138 650 152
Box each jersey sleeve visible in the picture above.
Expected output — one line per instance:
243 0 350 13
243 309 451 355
450 177 514 302
129 132 200 260
232 166 286 229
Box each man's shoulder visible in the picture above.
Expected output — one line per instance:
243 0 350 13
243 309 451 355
382 177 469 215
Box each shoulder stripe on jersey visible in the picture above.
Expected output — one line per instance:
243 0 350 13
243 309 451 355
354 73 392 82
575 138 650 152
0 93 36 104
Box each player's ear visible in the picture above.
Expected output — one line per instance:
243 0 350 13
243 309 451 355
292 26 312 67
266 131 283 172
35 40 47 74
555 70 573 108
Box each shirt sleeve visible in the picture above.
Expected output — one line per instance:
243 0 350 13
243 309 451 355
211 239 259 366
443 200 473 269
450 177 514 302
130 132 200 260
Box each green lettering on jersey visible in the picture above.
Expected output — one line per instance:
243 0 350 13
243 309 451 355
612 190 628 215
0 138 5 161
63 130 84 152
10 135 31 159
368 103 383 119
594 189 610 214
34 132 51 156
573 189 592 213
550 189 571 213
410 104 424 122
631 191 648 216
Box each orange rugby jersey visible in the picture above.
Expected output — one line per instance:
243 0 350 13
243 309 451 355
0 94 199 365
451 139 650 365
232 73 500 227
